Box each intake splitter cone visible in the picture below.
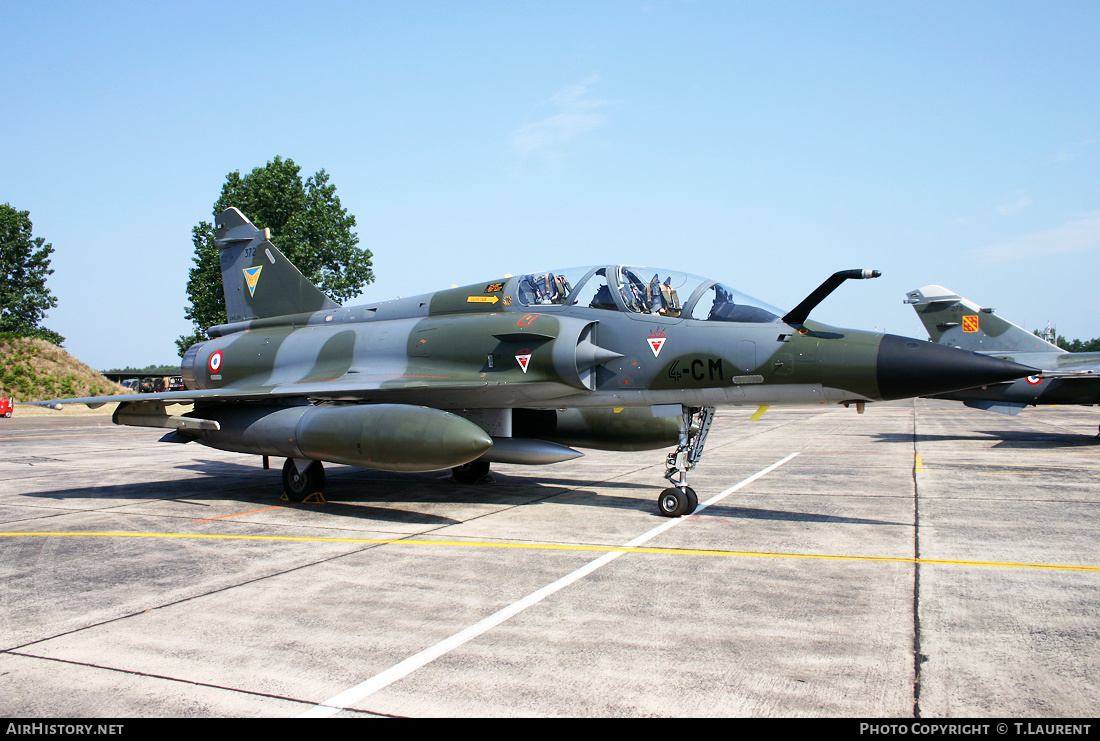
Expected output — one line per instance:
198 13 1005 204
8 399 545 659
876 334 1038 401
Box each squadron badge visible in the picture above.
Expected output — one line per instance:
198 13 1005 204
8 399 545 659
243 265 263 297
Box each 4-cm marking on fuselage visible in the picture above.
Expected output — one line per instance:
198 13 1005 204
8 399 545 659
668 358 724 382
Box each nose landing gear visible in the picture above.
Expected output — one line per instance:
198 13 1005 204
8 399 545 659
658 406 715 517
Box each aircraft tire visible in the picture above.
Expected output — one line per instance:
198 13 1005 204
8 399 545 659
658 487 692 517
452 461 490 484
682 487 698 515
282 458 325 502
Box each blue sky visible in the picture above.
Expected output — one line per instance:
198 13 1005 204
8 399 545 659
3 1 1098 369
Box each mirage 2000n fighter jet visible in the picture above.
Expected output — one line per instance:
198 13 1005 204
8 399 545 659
34 209 1037 516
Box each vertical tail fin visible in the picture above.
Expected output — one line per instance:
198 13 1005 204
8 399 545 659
904 285 1060 353
214 208 339 322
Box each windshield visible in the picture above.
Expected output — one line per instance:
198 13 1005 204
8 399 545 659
516 265 782 323
687 282 782 323
516 270 577 306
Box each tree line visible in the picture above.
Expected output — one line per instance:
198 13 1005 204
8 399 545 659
1037 333 1100 353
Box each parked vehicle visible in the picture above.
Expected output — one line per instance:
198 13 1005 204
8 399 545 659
0 397 13 418
139 377 167 393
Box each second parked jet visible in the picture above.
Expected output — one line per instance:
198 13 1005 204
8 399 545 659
906 284 1099 416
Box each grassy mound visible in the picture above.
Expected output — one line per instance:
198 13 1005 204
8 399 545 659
0 334 130 402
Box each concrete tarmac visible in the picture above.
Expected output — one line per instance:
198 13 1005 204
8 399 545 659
0 399 1097 717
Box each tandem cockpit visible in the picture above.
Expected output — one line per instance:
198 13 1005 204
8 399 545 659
515 265 782 323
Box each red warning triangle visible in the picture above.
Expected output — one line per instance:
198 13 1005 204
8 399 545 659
647 332 666 358
516 354 532 373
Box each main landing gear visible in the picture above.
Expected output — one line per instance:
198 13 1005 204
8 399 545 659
451 460 491 483
282 458 325 502
658 406 715 518
278 457 493 502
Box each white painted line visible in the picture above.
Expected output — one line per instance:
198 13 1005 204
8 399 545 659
299 452 800 717
699 451 800 512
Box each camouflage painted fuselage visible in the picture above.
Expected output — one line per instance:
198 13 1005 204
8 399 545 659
181 277 887 412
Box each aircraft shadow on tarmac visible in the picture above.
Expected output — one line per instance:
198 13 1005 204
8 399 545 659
18 470 463 526
696 503 907 527
20 458 908 527
873 430 1099 448
320 467 668 517
19 458 647 525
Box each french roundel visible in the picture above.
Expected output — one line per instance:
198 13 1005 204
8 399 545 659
1025 375 1042 385
208 350 223 373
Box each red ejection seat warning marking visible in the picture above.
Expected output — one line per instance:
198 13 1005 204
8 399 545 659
648 331 667 357
962 315 980 333
516 354 532 373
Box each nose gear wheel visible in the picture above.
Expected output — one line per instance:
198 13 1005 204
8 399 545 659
658 486 698 517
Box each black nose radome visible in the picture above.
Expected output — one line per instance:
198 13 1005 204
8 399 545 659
876 334 1038 401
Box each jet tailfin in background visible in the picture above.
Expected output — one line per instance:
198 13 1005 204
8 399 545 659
214 207 339 323
904 285 1061 354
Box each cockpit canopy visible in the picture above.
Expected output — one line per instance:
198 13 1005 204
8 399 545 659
516 266 782 323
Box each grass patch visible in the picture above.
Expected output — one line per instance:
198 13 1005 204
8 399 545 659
0 336 131 402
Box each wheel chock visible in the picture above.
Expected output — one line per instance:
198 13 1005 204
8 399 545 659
279 492 326 504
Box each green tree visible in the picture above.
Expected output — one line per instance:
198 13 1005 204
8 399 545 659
1034 329 1100 353
1060 336 1100 352
0 204 64 345
177 156 373 354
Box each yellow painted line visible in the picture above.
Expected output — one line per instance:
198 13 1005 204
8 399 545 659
993 464 1100 472
913 455 933 471
978 472 1041 475
1 531 1097 572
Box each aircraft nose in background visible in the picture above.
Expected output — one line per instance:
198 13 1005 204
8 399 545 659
876 334 1038 401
